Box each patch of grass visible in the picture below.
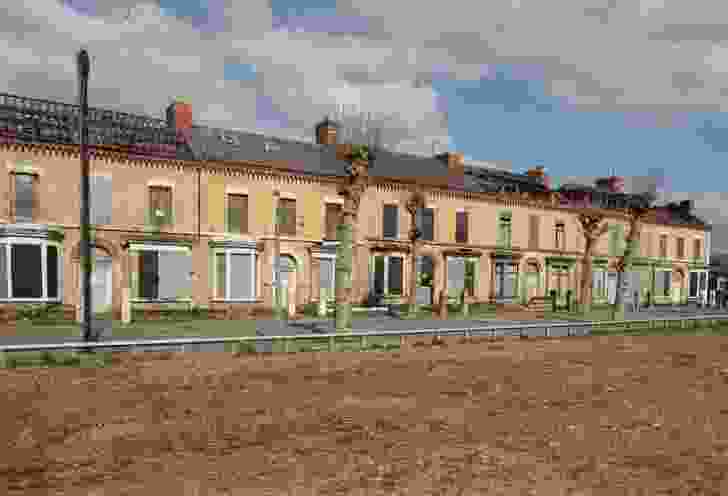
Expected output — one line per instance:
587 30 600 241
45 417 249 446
6 319 259 340
0 350 113 369
591 318 728 336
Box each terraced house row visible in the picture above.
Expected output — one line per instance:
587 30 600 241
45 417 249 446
0 92 711 321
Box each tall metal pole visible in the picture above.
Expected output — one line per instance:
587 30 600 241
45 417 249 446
77 49 93 344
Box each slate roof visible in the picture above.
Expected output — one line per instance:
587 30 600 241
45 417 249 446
0 91 709 228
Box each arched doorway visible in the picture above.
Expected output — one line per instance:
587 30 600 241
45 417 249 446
522 259 541 304
673 268 685 305
71 239 119 321
275 255 298 316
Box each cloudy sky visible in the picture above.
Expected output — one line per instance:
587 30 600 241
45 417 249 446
3 0 728 249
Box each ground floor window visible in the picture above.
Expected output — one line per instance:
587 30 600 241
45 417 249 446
372 255 403 296
135 246 192 301
655 270 672 297
689 271 699 298
495 262 517 299
214 249 257 301
0 239 62 301
593 270 606 297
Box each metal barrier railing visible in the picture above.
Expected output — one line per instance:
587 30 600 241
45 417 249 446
0 314 727 355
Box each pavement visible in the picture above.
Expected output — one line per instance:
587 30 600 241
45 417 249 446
0 305 726 354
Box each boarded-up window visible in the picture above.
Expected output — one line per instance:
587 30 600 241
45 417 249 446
528 215 539 250
388 257 403 294
417 208 435 241
12 244 42 298
278 198 296 236
659 235 668 258
455 211 468 244
14 173 35 223
149 185 173 226
694 238 702 259
382 204 398 239
319 258 334 290
91 175 113 225
227 194 249 234
229 253 254 299
325 203 342 240
676 237 685 259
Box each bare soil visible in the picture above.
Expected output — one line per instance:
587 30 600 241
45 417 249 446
2 335 728 495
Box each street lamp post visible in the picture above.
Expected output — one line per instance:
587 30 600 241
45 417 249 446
77 49 93 345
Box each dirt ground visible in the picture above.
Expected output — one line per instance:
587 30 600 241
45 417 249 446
3 335 728 495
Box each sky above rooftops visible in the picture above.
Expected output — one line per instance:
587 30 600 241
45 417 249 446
2 0 728 247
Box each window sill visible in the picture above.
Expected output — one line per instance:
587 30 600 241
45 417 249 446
0 298 62 303
131 298 192 303
211 299 260 303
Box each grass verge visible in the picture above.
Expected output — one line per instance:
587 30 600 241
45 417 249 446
0 350 114 369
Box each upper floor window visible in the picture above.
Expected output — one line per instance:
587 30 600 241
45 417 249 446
455 211 468 244
417 207 434 242
91 175 112 225
528 215 539 250
498 213 512 247
555 222 565 251
14 173 35 223
227 194 249 234
277 198 297 236
694 238 702 259
659 234 668 258
382 204 398 239
676 237 685 259
325 203 342 240
149 185 173 227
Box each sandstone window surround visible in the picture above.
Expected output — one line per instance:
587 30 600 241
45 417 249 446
0 237 62 302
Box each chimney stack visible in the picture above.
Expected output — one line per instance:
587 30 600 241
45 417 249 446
437 151 464 173
315 117 339 145
595 175 625 193
527 165 551 190
166 98 193 144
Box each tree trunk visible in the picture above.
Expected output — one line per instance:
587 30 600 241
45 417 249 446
408 240 419 312
579 239 595 313
335 213 354 331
